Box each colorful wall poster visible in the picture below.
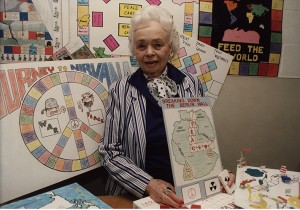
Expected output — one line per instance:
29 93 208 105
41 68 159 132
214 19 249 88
171 34 233 106
199 0 284 76
0 0 54 63
32 0 71 51
234 166 300 209
52 36 95 60
0 57 132 203
161 97 223 205
0 183 111 209
68 0 199 56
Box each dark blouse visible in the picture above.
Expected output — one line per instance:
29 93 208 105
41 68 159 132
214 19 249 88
129 66 186 185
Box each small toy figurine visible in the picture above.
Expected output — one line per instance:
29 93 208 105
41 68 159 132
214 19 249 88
237 149 247 168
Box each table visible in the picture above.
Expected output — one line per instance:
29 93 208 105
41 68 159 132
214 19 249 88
97 194 137 209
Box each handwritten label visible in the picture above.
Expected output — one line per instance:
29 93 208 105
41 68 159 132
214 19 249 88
119 4 142 18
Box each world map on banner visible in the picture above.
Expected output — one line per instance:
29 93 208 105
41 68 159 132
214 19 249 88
198 0 284 76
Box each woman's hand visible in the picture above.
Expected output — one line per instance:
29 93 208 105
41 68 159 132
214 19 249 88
221 170 236 193
227 171 236 187
145 179 184 208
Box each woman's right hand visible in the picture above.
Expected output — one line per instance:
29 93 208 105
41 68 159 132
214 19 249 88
145 179 184 208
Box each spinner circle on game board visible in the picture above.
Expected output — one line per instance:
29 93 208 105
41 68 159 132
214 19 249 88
19 71 108 172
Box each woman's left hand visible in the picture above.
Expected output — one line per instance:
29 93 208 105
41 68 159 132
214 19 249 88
227 171 236 187
221 171 236 193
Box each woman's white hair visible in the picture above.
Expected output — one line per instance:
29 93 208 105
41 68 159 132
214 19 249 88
128 5 179 58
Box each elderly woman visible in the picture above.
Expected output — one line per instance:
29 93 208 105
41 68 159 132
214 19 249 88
99 5 234 208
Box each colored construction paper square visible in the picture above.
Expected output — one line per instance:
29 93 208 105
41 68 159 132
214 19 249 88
19 12 28 21
45 47 53 55
249 63 259 76
4 46 13 54
92 12 103 27
239 62 250 76
177 47 187 58
146 0 161 5
28 31 37 40
44 32 52 40
258 63 268 76
271 32 282 43
198 37 211 45
272 9 283 21
119 3 142 18
272 0 283 10
202 72 212 83
184 23 193 32
200 63 210 74
270 43 281 53
103 34 119 52
78 0 89 5
271 20 282 32
187 65 197 74
200 1 213 12
183 56 193 68
269 53 281 64
191 53 201 63
184 14 193 25
118 23 130 37
171 58 182 69
229 62 240 75
199 25 212 37
13 46 21 54
80 35 89 43
207 60 217 71
267 64 279 76
200 12 212 24
184 2 194 14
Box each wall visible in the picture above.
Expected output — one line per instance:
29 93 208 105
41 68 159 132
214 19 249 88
213 76 300 173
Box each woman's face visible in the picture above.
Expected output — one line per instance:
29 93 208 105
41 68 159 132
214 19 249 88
133 21 172 78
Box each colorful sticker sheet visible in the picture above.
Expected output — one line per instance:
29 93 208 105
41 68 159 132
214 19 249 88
198 0 284 76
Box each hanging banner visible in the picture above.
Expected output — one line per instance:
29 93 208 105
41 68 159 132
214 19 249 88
198 0 284 76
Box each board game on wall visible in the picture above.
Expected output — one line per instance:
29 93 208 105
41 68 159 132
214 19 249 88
161 97 223 205
0 57 132 203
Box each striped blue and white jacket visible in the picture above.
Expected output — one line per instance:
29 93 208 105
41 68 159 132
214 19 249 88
99 63 204 198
